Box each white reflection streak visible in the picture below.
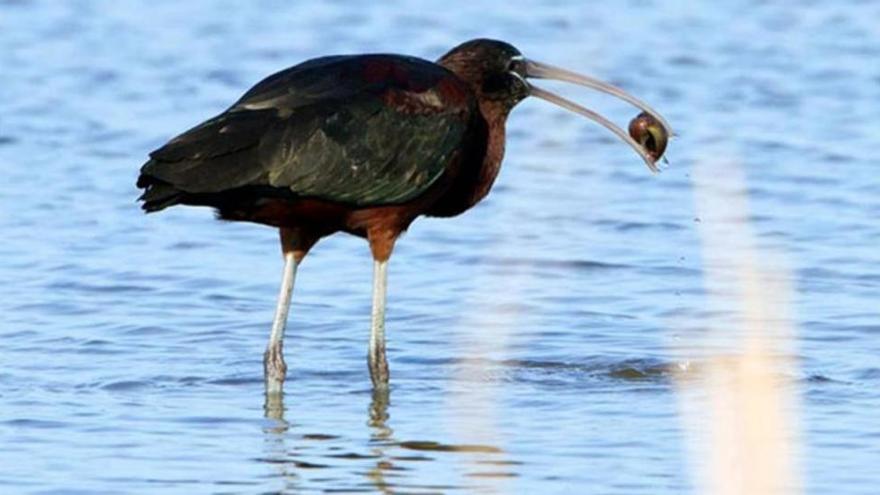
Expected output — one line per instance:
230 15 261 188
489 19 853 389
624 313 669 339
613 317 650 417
446 223 526 493
676 156 802 495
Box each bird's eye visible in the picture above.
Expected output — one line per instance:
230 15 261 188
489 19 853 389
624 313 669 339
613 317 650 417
507 57 525 74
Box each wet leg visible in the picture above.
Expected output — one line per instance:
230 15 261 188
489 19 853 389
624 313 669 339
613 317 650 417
368 259 390 387
264 228 315 395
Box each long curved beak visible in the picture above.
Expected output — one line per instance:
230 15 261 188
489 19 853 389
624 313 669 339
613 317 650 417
520 58 672 173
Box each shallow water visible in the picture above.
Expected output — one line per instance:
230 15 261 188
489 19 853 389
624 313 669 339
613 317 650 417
1 1 879 493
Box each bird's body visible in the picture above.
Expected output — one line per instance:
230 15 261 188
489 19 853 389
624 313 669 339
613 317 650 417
137 39 671 393
138 52 510 251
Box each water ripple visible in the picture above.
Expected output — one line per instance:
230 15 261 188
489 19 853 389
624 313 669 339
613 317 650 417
1 1 878 494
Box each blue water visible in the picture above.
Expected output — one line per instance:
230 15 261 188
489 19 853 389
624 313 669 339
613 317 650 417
2 1 879 493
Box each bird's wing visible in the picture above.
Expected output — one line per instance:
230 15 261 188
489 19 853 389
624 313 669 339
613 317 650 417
139 55 476 207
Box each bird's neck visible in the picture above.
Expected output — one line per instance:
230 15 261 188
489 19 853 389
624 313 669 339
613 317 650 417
424 102 509 218
470 101 509 204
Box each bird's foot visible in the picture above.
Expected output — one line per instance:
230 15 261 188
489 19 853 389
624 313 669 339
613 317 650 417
368 350 389 389
264 342 287 395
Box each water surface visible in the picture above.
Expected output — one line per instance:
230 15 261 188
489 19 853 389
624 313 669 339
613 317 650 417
1 1 879 493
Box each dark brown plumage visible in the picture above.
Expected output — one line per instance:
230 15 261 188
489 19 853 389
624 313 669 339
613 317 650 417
136 38 671 392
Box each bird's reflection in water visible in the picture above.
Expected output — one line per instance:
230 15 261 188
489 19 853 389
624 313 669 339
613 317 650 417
258 386 512 492
368 387 391 436
258 387 398 493
264 391 287 425
366 387 396 494
261 392 297 491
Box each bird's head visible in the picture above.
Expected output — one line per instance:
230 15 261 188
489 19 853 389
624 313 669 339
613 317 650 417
438 38 672 172
438 39 531 109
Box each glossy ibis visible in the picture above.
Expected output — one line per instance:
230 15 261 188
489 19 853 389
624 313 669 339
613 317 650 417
137 39 671 393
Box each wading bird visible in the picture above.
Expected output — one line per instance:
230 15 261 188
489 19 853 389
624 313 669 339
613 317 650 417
137 39 671 393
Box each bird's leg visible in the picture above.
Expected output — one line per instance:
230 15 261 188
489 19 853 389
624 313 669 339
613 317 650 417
264 250 297 395
367 230 397 388
369 259 390 387
264 228 314 395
